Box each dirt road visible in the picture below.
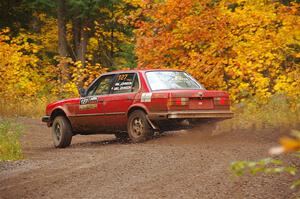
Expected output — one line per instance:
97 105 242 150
0 118 297 199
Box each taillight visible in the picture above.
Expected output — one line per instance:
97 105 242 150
214 97 229 105
168 97 189 108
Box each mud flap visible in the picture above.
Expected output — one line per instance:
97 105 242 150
146 115 159 131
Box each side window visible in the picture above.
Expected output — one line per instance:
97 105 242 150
132 76 139 92
86 75 115 96
112 73 139 94
86 80 99 96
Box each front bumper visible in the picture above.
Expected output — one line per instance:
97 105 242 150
148 110 234 120
41 116 50 123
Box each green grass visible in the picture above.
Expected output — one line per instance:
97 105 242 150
0 120 23 161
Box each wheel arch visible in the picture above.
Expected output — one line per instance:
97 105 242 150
127 105 159 131
49 108 69 126
127 105 148 118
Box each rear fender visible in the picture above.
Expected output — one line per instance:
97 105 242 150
127 104 150 117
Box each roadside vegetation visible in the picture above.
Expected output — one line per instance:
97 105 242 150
220 95 300 132
0 120 23 161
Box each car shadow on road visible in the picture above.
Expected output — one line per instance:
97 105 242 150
70 138 131 148
69 131 219 148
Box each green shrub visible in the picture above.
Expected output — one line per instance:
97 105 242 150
0 120 23 161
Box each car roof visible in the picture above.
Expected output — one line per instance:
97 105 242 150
103 68 183 75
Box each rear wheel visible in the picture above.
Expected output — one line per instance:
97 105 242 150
127 110 153 143
51 116 73 148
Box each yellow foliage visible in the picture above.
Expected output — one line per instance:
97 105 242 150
0 28 43 100
222 0 300 103
33 13 58 53
71 61 107 88
0 26 107 117
50 56 107 98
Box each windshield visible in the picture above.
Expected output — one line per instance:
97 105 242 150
145 71 204 91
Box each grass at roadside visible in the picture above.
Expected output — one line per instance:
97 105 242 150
0 98 49 118
0 120 23 161
219 95 300 132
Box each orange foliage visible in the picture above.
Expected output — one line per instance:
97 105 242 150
135 0 300 104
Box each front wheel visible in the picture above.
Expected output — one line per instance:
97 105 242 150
51 116 73 148
127 110 153 143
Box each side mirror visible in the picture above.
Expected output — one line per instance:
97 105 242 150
79 88 86 97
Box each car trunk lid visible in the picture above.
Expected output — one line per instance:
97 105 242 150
167 90 230 111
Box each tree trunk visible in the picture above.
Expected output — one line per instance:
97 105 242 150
73 19 88 67
57 0 68 57
57 0 69 83
110 3 114 67
110 26 114 67
73 20 89 88
77 25 88 66
72 18 81 60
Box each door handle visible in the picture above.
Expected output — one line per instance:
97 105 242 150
127 96 133 100
98 98 104 102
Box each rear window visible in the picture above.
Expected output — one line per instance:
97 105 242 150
145 71 204 91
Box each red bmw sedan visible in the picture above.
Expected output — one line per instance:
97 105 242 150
42 69 233 148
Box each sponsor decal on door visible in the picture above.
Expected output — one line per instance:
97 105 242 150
141 93 152 102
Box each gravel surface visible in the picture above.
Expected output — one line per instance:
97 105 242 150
0 118 298 199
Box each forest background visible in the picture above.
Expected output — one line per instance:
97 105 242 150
2 0 300 187
0 0 299 127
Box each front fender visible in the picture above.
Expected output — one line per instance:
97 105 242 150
49 105 72 117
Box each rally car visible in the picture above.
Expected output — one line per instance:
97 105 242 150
42 69 233 148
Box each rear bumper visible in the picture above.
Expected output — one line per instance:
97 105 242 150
148 110 234 120
41 116 50 123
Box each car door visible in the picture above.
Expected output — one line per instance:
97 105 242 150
102 73 140 131
73 74 116 133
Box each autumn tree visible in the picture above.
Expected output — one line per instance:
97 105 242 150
12 0 137 91
0 29 42 100
135 0 300 104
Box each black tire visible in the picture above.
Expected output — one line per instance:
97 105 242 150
115 132 129 142
51 116 73 148
127 110 153 143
